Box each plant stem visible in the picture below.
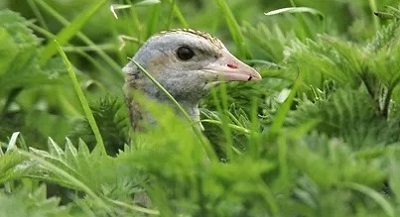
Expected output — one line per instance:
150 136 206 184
369 0 380 31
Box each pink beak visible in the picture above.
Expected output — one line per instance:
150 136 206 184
204 50 261 82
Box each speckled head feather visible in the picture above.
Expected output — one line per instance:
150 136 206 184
123 29 261 131
155 29 225 49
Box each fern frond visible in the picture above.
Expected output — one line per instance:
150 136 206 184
69 95 130 155
288 87 400 148
0 185 71 217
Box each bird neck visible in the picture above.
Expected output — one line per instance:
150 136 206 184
179 101 200 122
177 102 204 130
129 95 203 131
156 99 200 122
144 98 203 131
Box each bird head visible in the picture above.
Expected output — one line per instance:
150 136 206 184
123 29 261 130
123 29 261 104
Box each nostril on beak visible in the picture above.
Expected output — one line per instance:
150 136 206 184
227 63 238 69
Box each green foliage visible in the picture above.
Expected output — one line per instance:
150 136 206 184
69 96 130 155
0 185 71 217
0 151 28 184
21 136 156 216
0 10 48 98
1 0 400 216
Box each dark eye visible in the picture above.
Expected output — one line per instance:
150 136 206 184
176 46 195 61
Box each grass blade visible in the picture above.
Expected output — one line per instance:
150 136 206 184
135 0 161 7
210 83 234 160
368 0 380 30
167 0 189 28
345 182 394 217
265 7 324 20
33 0 123 82
104 197 160 215
268 70 303 138
214 0 249 58
39 0 108 66
200 119 250 134
55 41 106 154
7 132 20 152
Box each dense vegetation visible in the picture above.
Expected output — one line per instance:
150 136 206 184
1 0 400 216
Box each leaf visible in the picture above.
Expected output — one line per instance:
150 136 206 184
135 0 161 7
0 10 49 96
0 151 28 184
0 27 18 77
265 7 324 20
0 185 71 217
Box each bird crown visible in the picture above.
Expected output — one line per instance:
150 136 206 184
155 28 224 49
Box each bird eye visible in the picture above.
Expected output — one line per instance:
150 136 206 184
176 46 195 61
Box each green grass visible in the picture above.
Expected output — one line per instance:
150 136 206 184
1 0 400 216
